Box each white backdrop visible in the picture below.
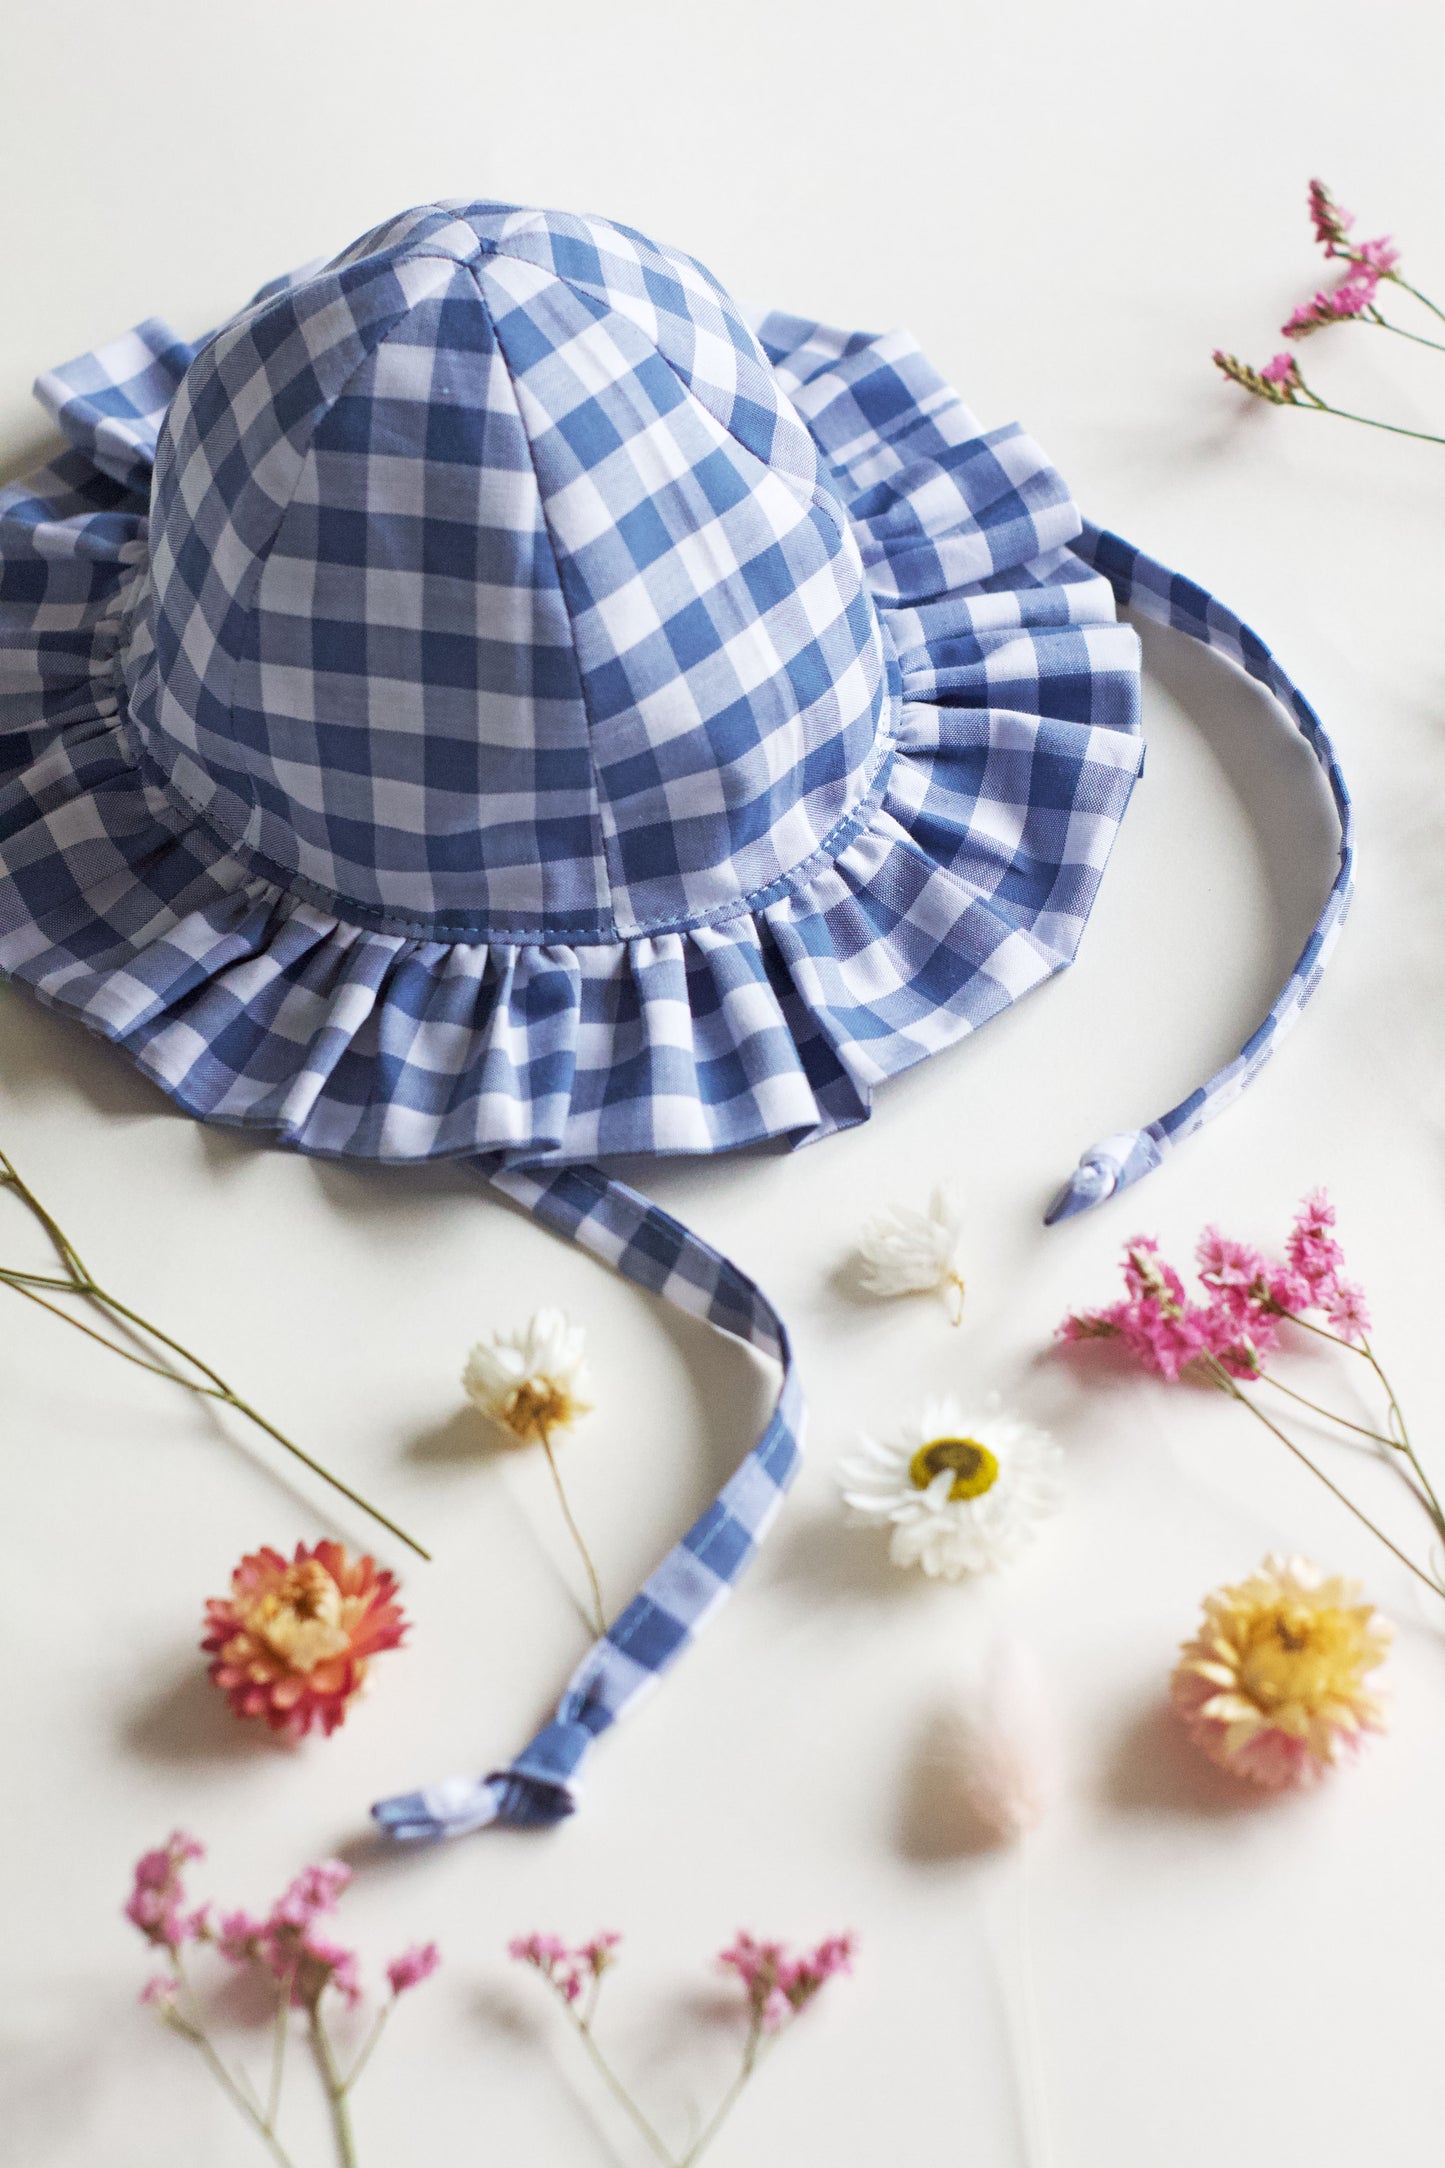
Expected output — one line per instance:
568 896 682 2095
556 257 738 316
3 5 1444 2163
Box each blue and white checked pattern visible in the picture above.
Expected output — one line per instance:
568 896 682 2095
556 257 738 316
129 202 886 942
0 255 1147 1169
0 202 1352 1833
1043 523 1355 1221
373 1160 801 1835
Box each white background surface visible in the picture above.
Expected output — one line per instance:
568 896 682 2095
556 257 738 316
3 5 1445 2163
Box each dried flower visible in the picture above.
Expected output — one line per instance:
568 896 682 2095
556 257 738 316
1059 1196 1369 1383
464 1308 592 1442
127 1835 439 2156
1283 267 1380 339
718 1931 855 2033
1060 1194 1445 1599
213 1859 364 2007
124 1831 207 1952
1171 1556 1390 1788
508 1930 620 2004
510 1925 853 2165
386 1942 442 1997
464 1308 606 1636
1308 177 1354 254
201 1540 407 1738
933 1642 1053 1844
1212 348 1304 404
838 1395 1060 1580
1214 179 1443 449
856 1188 965 1322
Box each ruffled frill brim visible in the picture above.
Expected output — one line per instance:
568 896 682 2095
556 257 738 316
0 313 1143 1164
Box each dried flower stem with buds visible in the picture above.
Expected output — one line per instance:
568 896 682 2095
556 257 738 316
509 1927 854 2166
0 1145 428 1558
464 1309 607 1637
1214 178 1445 446
126 1834 440 2168
1061 1190 1444 1597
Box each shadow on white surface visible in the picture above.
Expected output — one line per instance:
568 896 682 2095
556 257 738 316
468 1980 637 2168
1104 1697 1281 1820
768 1508 954 1609
121 1663 297 1769
1131 606 1342 1057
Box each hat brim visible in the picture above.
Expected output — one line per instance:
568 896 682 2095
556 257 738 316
0 309 1141 1164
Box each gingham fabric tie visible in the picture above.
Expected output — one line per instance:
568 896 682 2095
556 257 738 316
372 1162 800 1837
1045 524 1354 1222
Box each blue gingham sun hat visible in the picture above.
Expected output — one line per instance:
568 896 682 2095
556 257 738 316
0 202 1351 1838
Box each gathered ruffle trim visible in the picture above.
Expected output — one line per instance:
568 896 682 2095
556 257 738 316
0 312 1143 1166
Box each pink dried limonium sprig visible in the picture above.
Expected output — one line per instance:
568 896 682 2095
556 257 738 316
717 1930 855 2034
1214 177 1445 448
126 1834 439 2168
510 1926 854 2167
1060 1190 1445 1599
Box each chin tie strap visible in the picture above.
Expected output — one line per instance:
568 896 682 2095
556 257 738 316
372 1161 800 1840
1045 525 1354 1225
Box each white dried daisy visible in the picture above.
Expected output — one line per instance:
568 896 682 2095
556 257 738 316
463 1308 593 1443
838 1395 1060 1579
855 1188 965 1323
463 1308 603 1635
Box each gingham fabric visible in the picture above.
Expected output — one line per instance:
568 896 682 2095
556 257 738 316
374 1160 802 1835
0 205 1148 1169
0 201 1352 1835
1044 525 1355 1221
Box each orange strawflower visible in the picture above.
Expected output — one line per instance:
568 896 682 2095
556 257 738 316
202 1541 407 1738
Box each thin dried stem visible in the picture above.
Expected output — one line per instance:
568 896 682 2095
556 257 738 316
1208 1360 1442 1595
539 1426 608 1640
560 2000 677 2168
166 1958 302 2168
677 2021 771 2167
0 1147 430 1560
308 2009 359 2168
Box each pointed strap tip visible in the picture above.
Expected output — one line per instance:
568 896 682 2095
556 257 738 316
371 1776 505 1844
1044 1132 1158 1227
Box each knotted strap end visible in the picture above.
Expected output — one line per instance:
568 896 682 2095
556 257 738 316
371 1773 506 1844
1044 1130 1162 1225
372 1718 594 1842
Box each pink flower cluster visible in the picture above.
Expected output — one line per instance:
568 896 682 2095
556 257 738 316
1283 270 1382 339
1259 352 1302 391
507 1930 621 2003
1285 180 1400 339
124 1831 209 1952
387 1943 442 1996
125 1836 440 2014
718 1931 856 2034
1059 1190 1369 1383
216 1858 365 2010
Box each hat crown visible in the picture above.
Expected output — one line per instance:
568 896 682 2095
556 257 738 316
126 203 890 940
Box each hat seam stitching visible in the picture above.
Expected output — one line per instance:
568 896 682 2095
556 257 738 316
472 252 893 941
463 255 622 939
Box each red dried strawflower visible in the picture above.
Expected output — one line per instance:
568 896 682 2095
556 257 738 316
202 1540 407 1738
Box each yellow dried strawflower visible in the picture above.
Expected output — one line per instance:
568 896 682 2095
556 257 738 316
1171 1554 1390 1789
